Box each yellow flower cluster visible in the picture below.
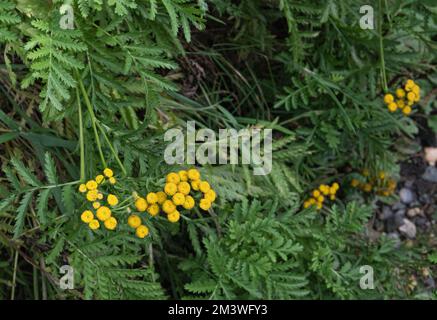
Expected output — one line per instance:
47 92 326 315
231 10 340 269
128 168 217 239
303 182 339 210
78 168 119 231
383 79 421 115
132 169 216 232
350 170 396 197
127 214 149 239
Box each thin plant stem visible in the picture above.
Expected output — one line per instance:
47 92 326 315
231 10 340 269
76 88 85 181
75 70 107 169
95 121 127 176
11 250 18 300
378 0 388 92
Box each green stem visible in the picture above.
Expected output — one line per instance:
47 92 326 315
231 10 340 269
76 88 85 181
95 121 127 176
75 70 107 169
11 250 18 300
378 0 388 92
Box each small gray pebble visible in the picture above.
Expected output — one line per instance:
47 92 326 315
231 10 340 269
399 188 415 204
386 215 405 232
395 209 406 217
422 166 437 183
395 214 405 228
381 206 393 220
415 217 427 228
419 194 431 205
399 219 417 239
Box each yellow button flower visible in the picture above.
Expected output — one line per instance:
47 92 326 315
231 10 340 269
93 202 101 209
86 190 99 202
319 185 329 196
187 168 201 181
104 217 117 230
109 177 116 185
402 106 412 115
199 198 211 211
97 193 104 200
147 204 160 217
396 88 405 98
329 187 336 195
363 183 372 193
405 79 415 91
146 192 158 204
81 210 94 223
309 198 316 205
95 175 105 184
383 94 394 104
199 181 211 193
166 172 180 184
205 189 216 202
312 190 320 198
157 191 167 204
332 182 339 190
164 182 178 196
303 201 311 209
191 180 200 191
103 168 113 178
96 206 111 221
86 180 98 190
178 182 191 195
135 197 148 212
107 194 119 207
128 215 141 229
168 211 180 223
330 195 336 201
183 196 195 210
387 102 397 112
397 99 405 109
178 170 188 182
78 184 87 193
136 225 149 239
172 193 186 206
351 179 360 188
317 195 324 203
412 85 420 95
407 92 416 102
89 219 100 230
316 203 322 210
162 200 176 214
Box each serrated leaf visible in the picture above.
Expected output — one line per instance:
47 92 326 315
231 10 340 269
14 192 33 238
10 157 41 187
36 189 51 225
43 153 57 185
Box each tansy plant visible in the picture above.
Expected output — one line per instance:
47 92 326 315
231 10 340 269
130 168 217 239
303 183 340 210
383 80 422 116
350 169 397 197
1 0 436 300
78 168 119 231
